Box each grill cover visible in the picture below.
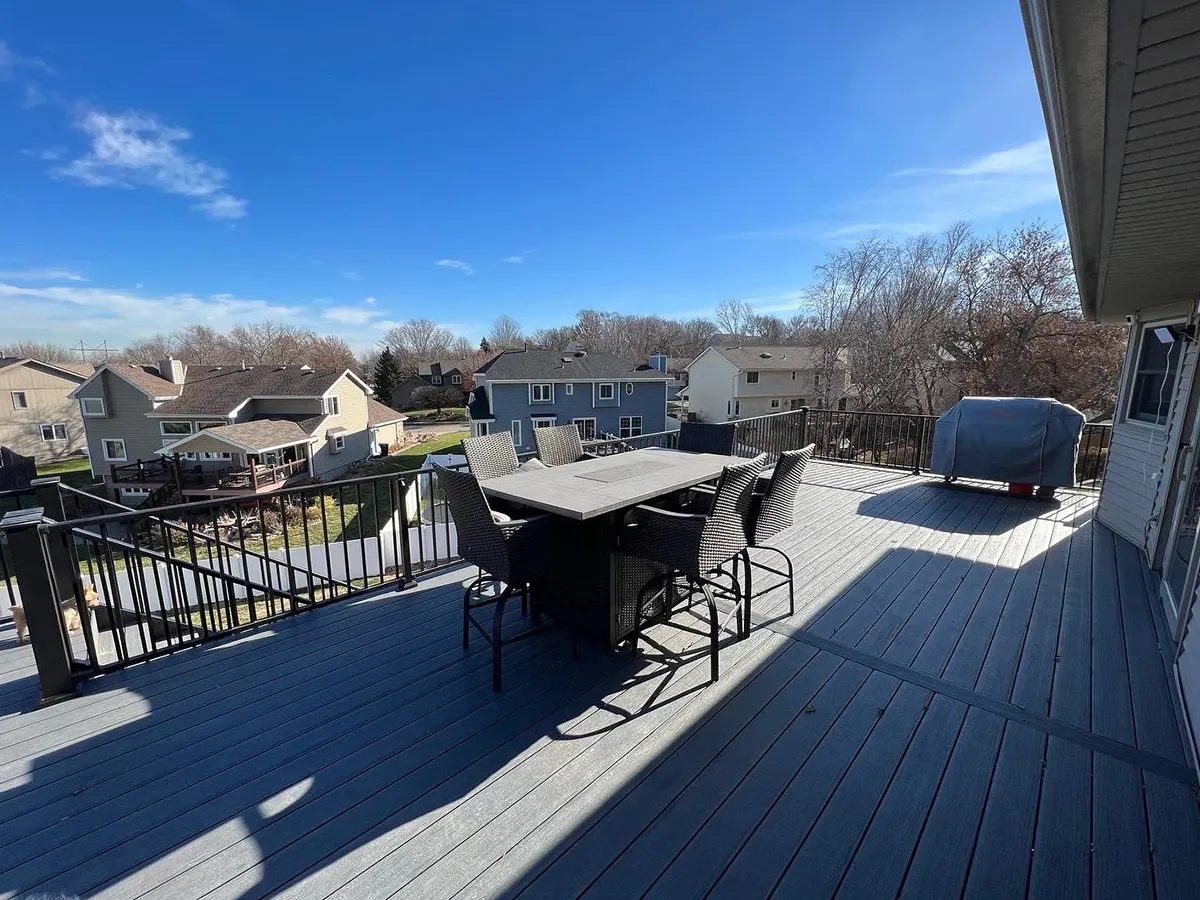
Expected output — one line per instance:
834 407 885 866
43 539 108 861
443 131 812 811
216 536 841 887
931 397 1085 487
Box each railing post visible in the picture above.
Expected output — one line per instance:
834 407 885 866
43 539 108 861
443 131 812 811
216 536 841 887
395 474 414 586
798 407 809 451
913 418 927 476
0 507 80 705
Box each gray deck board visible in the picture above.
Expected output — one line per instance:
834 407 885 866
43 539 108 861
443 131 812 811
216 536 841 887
0 461 1194 900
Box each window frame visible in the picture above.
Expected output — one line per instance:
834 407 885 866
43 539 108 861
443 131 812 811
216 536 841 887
160 421 194 436
565 383 574 395
510 420 522 446
451 373 462 385
332 433 346 452
1126 322 1186 425
102 438 128 461
40 423 68 442
431 374 443 385
80 396 106 417
573 417 597 441
597 382 616 401
11 391 27 410
531 415 556 430
531 383 553 403
619 415 643 439
325 396 341 416
746 371 760 384
624 382 634 395
770 398 781 410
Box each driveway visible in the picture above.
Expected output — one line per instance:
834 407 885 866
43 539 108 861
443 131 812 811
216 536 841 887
404 421 468 437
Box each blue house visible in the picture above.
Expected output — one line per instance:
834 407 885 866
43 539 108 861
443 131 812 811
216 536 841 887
468 347 673 451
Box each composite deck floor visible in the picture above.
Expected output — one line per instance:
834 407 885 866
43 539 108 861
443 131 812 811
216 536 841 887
0 461 1197 899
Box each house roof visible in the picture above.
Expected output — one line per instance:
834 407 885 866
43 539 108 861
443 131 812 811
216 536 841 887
477 348 672 381
467 387 492 421
0 358 94 381
419 359 470 377
68 363 182 400
157 419 314 455
700 345 835 371
150 366 358 416
366 397 406 426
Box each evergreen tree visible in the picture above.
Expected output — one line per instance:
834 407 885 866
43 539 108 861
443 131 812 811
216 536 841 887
373 346 402 407
479 336 491 352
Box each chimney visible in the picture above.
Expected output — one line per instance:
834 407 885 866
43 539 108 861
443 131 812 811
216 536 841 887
649 353 668 373
158 356 185 384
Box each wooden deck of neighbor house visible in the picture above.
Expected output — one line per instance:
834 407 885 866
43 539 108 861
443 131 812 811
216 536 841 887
0 461 1197 900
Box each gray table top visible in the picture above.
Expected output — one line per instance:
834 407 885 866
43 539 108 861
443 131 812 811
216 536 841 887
479 447 744 520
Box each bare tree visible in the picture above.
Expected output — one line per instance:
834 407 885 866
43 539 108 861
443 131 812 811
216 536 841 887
225 322 317 366
714 299 757 335
382 318 454 371
410 384 464 413
450 335 475 358
305 334 357 370
0 340 76 362
487 315 525 350
122 334 176 362
530 325 577 349
173 325 228 364
750 315 787 344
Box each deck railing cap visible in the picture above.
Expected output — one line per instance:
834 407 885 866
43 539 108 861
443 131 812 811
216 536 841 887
0 507 47 529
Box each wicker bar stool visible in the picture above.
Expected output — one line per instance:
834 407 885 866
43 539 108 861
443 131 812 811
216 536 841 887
533 423 596 467
741 444 815 617
677 421 736 455
619 453 770 681
436 464 571 690
462 431 520 479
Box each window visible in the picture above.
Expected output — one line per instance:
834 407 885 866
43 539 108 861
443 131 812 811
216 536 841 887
431 374 443 385
40 423 67 442
80 397 105 416
770 399 781 410
532 416 556 429
574 418 597 441
625 382 634 395
11 391 27 410
791 371 797 381
565 383 574 395
475 421 491 437
332 433 346 452
160 421 193 436
734 400 741 417
598 383 615 400
197 421 224 430
531 383 552 402
746 371 760 384
451 374 462 385
1128 325 1184 424
619 416 643 439
102 439 127 461
324 396 340 416
511 420 522 446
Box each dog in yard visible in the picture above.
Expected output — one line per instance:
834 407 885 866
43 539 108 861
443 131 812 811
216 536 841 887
11 604 27 644
10 584 100 643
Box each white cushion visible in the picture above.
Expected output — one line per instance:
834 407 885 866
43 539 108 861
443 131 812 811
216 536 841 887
519 457 548 472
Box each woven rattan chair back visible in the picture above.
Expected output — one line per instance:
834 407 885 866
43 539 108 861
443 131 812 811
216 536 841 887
435 465 511 582
678 421 737 456
697 453 770 571
533 423 587 466
754 444 815 545
462 431 520 480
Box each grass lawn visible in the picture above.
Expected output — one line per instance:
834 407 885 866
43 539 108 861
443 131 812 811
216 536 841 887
405 407 466 422
37 456 97 490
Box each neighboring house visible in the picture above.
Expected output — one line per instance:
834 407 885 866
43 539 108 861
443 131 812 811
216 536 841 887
70 358 377 503
1021 0 1200 770
469 348 672 450
391 360 472 409
684 344 853 422
367 398 407 453
0 357 93 461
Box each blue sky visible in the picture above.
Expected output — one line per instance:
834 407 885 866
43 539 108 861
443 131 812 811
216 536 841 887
0 0 1063 351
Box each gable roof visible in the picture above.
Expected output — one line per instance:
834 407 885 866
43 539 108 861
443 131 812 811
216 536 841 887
419 359 471 377
697 345 840 372
366 397 406 426
148 367 369 416
0 358 94 382
157 419 316 455
477 348 672 381
467 386 493 421
68 363 182 401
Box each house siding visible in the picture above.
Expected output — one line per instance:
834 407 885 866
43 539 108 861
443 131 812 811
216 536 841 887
78 371 165 487
487 381 669 451
309 374 371 479
0 363 88 461
685 351 739 423
1096 304 1198 553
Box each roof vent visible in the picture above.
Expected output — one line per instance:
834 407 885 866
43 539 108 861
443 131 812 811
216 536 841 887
574 350 587 358
300 364 313 373
759 352 772 359
274 366 287 372
561 356 573 363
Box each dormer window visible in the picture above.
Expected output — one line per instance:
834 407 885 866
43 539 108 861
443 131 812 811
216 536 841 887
451 374 462 384
431 374 443 385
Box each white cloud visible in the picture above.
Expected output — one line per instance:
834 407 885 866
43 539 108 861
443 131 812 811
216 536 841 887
0 282 297 342
435 259 474 275
55 109 248 219
0 268 86 282
503 255 524 264
322 305 380 325
364 296 376 304
341 270 361 279
0 39 54 76
724 139 1058 242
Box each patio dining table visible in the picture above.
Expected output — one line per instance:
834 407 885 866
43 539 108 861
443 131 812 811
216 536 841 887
479 447 744 647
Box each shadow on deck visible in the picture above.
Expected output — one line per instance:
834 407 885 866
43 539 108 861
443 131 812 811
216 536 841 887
0 462 1196 899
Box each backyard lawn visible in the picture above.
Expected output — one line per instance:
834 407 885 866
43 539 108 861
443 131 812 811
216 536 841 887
36 457 97 490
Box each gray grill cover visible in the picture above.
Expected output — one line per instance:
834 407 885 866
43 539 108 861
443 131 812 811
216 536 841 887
931 397 1085 487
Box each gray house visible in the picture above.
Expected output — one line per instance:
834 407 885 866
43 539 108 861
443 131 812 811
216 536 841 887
391 359 473 410
469 348 672 451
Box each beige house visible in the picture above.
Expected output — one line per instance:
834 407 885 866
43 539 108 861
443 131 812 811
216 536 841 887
70 358 380 503
0 357 93 461
684 345 853 422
